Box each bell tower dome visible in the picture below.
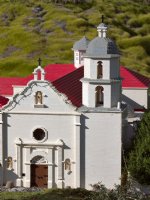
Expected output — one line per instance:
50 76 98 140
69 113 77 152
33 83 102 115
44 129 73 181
81 20 121 109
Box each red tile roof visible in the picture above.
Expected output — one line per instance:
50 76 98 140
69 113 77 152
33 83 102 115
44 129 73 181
0 64 76 96
53 66 83 107
121 66 150 88
0 64 149 108
0 95 9 108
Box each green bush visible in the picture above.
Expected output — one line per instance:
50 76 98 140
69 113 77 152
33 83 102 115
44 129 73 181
128 111 150 184
90 182 148 200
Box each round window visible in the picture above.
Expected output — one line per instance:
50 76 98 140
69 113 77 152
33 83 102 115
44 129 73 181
33 128 46 141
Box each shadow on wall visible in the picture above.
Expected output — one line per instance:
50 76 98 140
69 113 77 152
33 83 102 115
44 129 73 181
6 169 18 186
122 94 144 110
80 114 89 188
0 166 18 186
2 113 18 186
0 166 3 186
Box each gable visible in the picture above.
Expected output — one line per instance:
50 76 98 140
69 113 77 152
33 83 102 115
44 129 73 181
2 80 77 113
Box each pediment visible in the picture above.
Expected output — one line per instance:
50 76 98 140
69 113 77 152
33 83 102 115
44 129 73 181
2 80 77 113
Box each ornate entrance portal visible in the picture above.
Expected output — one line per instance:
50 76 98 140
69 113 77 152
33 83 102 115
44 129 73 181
15 139 76 188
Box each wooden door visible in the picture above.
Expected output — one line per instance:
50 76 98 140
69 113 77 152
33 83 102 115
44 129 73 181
31 164 48 188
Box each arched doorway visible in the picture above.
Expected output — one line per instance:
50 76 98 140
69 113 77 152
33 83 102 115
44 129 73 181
30 156 48 188
95 86 104 106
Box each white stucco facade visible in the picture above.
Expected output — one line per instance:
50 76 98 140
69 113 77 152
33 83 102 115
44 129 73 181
0 78 125 189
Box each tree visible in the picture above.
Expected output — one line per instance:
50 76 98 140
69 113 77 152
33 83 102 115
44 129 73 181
127 110 150 184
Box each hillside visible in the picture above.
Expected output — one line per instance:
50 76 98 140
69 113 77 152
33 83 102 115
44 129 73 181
0 0 149 77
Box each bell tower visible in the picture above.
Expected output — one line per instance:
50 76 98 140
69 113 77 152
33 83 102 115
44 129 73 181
81 21 121 109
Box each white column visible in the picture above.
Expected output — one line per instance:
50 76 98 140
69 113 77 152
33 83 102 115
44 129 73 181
48 148 53 188
24 148 30 187
33 72 38 80
16 144 23 186
41 72 45 81
74 115 81 188
57 146 64 188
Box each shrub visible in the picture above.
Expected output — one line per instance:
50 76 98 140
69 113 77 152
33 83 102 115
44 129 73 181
128 111 150 184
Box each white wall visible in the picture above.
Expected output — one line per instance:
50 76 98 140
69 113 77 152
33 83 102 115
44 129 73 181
13 86 25 95
82 82 89 106
122 88 148 109
81 112 122 189
74 50 85 68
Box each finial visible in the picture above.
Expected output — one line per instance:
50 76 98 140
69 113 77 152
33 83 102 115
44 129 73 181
101 15 104 23
38 58 42 66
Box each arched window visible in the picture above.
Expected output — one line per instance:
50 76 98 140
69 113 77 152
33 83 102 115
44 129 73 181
64 158 71 171
35 91 43 105
95 86 104 106
97 61 103 79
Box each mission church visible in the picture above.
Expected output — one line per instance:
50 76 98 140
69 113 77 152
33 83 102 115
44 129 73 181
0 21 149 189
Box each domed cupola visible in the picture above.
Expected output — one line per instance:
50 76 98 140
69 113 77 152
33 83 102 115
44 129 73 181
72 36 89 68
85 23 119 58
73 36 89 51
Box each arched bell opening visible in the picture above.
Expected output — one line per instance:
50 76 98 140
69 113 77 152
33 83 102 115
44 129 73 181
97 61 103 79
95 86 104 107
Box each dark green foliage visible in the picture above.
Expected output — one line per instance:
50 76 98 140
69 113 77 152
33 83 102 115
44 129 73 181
128 111 150 184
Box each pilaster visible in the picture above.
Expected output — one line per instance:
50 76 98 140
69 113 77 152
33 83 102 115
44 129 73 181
48 148 53 188
74 115 81 188
57 146 64 188
16 144 23 186
24 148 30 187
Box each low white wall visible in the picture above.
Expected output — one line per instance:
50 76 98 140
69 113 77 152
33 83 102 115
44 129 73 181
122 88 148 109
